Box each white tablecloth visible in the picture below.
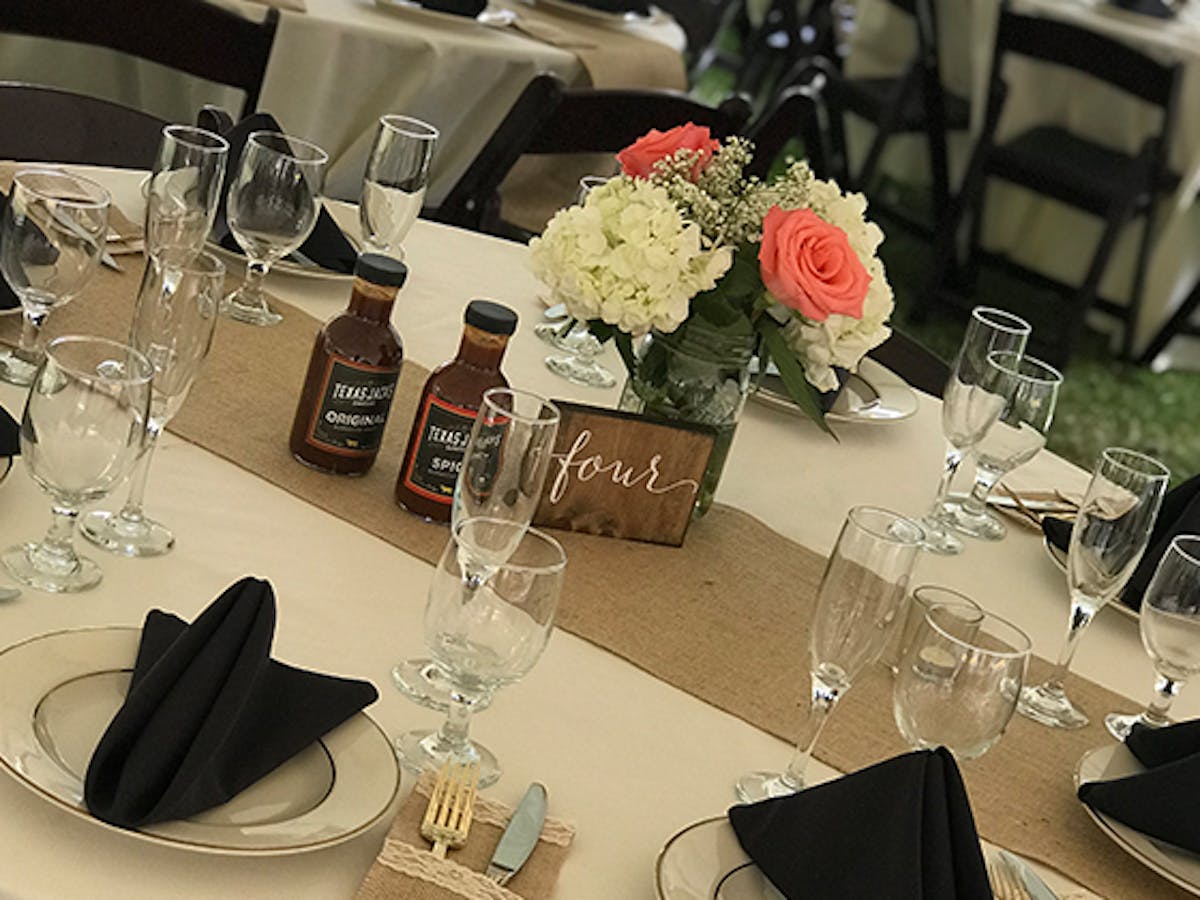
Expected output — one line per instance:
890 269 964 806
0 167 1173 899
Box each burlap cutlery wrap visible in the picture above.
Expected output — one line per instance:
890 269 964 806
355 772 575 900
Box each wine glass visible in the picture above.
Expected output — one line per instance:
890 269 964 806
2 335 152 592
223 131 328 326
1106 535 1200 740
0 169 110 386
145 124 229 266
920 307 1030 555
360 115 438 260
894 601 1031 759
878 584 984 674
394 517 567 788
394 388 561 711
735 506 925 801
79 251 224 557
1019 448 1171 729
940 351 1063 542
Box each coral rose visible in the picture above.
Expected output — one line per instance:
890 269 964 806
758 206 871 322
617 123 720 181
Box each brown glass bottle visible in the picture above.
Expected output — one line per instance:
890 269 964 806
395 299 518 521
289 254 407 475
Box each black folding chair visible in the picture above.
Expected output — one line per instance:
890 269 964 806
745 77 828 179
432 73 753 239
0 0 278 118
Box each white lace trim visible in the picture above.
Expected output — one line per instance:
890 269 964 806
413 774 577 848
376 841 518 899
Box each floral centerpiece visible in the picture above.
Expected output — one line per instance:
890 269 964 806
529 124 895 514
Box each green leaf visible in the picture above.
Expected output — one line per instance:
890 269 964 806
757 320 837 438
614 332 636 378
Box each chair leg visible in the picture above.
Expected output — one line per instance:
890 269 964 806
1057 204 1136 369
1138 278 1200 366
1120 204 1157 360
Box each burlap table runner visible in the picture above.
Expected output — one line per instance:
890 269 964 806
0 264 1186 899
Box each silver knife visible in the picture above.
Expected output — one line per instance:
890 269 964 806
485 782 547 886
999 850 1059 900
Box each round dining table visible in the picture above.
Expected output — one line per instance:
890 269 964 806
0 166 1182 898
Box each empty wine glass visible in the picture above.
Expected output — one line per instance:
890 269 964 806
735 506 924 801
1106 535 1200 740
0 169 110 386
223 131 328 326
80 251 224 557
941 351 1062 542
1019 448 1170 729
145 125 229 265
921 307 1031 555
360 115 438 260
878 584 984 674
894 602 1031 759
394 517 566 787
394 388 561 712
2 336 152 592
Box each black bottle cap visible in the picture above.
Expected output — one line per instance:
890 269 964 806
354 253 408 288
465 299 518 335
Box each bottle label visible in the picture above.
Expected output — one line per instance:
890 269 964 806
305 357 399 456
401 395 478 503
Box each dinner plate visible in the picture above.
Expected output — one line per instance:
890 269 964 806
533 0 664 25
753 357 920 425
0 626 400 855
655 816 785 899
1075 743 1200 896
1042 537 1138 621
206 235 360 282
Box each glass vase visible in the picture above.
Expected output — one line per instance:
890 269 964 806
618 319 757 517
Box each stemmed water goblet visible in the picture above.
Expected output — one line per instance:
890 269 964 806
735 506 925 801
1105 535 1200 740
940 351 1063 542
0 169 111 386
223 131 328 326
79 251 225 557
394 388 561 712
394 516 567 788
360 115 438 260
144 124 229 266
1018 447 1170 729
2 336 152 592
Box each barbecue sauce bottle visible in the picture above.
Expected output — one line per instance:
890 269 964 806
289 254 407 475
394 299 518 521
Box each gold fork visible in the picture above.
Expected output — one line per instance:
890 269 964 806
420 759 480 859
987 854 1030 900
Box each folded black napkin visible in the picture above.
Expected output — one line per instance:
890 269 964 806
1043 473 1200 611
84 576 378 829
728 748 991 899
211 113 357 275
1111 0 1175 19
0 403 17 457
420 0 486 15
0 191 15 311
1078 720 1200 852
562 0 650 14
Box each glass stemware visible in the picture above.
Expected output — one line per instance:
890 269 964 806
894 601 1031 759
1019 447 1171 729
735 506 924 801
394 517 567 788
79 251 224 557
394 388 561 712
921 306 1030 555
360 115 438 260
878 584 983 674
0 169 111 386
1106 535 1200 740
941 351 1063 542
223 131 328 326
2 336 152 592
145 124 229 266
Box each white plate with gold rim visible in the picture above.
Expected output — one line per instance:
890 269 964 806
753 357 919 425
1075 743 1200 896
0 626 400 855
655 815 785 899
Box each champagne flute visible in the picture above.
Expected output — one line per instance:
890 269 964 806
0 169 110 386
1019 448 1170 729
145 125 229 266
735 506 924 801
80 251 225 557
1106 535 1200 740
360 115 438 260
2 336 152 592
941 351 1062 542
223 131 328 326
394 517 566 788
921 307 1030 555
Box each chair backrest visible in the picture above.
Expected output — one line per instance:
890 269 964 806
0 83 167 168
746 76 827 179
867 328 948 398
0 0 278 118
437 73 753 232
